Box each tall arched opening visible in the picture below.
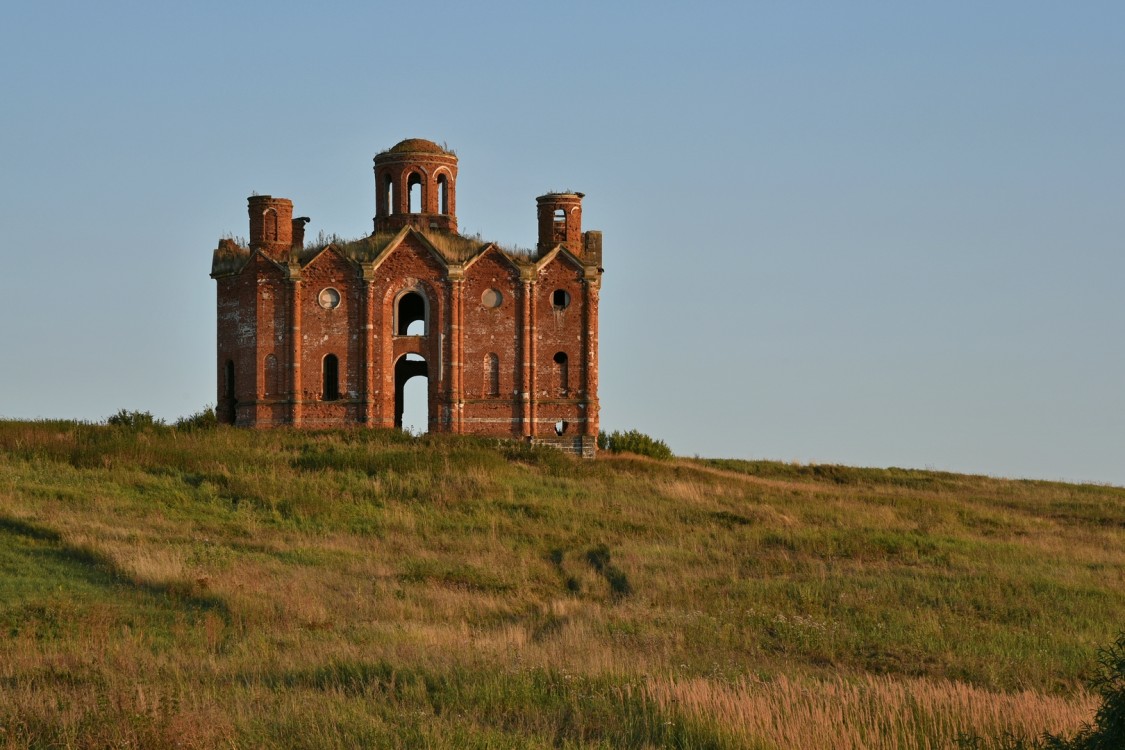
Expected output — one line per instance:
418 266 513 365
382 172 395 215
437 173 449 215
395 353 429 434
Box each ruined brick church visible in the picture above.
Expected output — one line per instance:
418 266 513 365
210 138 602 455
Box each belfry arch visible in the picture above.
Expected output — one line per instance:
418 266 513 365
407 171 424 214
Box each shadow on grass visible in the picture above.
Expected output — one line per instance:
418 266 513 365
0 512 229 619
0 514 63 542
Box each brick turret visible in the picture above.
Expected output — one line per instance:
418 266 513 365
373 138 458 234
536 192 584 258
248 195 294 260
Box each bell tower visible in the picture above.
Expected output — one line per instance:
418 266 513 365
536 192 584 257
373 138 458 234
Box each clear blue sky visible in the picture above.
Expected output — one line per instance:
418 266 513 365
1 2 1122 485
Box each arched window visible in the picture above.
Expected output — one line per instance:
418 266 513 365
552 208 566 242
553 352 569 396
437 173 449 215
382 172 395 215
485 353 500 397
264 208 278 241
322 354 339 401
408 172 423 213
264 354 279 396
397 291 427 335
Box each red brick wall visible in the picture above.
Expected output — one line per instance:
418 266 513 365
532 253 590 438
216 260 265 426
461 249 522 436
250 258 288 427
294 248 363 428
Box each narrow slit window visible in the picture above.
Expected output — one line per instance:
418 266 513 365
264 354 279 396
323 354 339 401
225 360 235 401
486 353 500 397
553 351 569 396
224 360 236 423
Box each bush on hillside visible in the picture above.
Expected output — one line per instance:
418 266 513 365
597 429 673 460
174 406 219 431
106 409 165 429
958 632 1125 749
585 544 633 599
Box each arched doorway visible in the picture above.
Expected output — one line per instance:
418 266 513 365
395 353 428 434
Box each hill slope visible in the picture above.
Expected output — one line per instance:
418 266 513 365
1 421 1123 748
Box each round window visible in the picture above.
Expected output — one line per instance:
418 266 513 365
481 288 503 308
318 287 341 309
552 289 571 309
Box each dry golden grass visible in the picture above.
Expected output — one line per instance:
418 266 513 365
646 673 1097 750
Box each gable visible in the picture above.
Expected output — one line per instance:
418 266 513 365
535 245 586 276
367 228 446 271
247 249 287 279
368 230 449 282
463 245 523 287
300 244 360 276
463 243 523 274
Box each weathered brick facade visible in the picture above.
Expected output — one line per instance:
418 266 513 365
211 138 602 455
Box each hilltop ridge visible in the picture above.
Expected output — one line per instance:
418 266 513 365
1 420 1122 748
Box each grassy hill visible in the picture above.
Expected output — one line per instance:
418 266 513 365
1 420 1123 749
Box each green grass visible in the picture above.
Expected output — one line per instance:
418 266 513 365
294 228 535 269
0 420 1122 747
